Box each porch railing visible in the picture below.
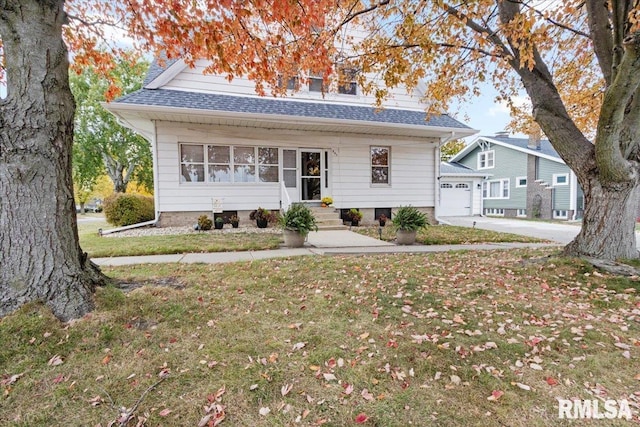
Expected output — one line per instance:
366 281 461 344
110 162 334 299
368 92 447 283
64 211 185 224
280 181 292 213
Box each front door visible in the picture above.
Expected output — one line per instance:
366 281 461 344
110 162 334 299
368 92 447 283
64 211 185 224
300 150 322 201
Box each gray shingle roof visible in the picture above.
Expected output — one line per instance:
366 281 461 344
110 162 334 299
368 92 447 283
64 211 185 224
441 162 484 175
487 135 560 159
143 57 180 86
115 88 471 129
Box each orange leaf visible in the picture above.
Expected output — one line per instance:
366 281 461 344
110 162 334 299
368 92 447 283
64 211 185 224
101 354 111 365
545 377 558 386
355 413 369 423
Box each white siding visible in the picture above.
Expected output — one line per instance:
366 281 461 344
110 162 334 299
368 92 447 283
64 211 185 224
155 122 437 212
162 60 426 111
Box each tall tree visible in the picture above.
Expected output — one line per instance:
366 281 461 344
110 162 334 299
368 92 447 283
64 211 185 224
70 56 151 194
0 0 106 321
1 0 639 320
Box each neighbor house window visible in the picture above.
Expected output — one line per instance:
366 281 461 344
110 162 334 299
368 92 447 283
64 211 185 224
553 173 568 186
517 209 526 217
180 143 279 184
180 144 205 182
277 75 299 90
553 209 568 219
477 150 495 169
516 176 527 188
371 146 390 185
309 75 324 92
482 178 509 199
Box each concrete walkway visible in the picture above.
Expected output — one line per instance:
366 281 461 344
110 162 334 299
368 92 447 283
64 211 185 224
92 228 557 267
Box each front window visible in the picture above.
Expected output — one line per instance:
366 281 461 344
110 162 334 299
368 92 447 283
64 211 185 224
180 143 279 184
309 75 324 93
180 144 205 182
337 68 358 95
371 146 390 185
516 176 527 188
478 150 495 169
482 178 510 199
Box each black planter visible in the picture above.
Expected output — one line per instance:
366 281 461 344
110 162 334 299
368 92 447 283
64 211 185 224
231 221 239 228
256 218 268 228
379 220 386 227
214 221 224 230
351 220 359 227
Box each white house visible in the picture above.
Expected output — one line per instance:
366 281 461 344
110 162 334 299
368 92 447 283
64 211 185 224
105 56 477 226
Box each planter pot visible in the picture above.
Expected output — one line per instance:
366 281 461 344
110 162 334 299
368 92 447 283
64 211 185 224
256 218 268 228
231 221 239 228
351 220 359 227
396 229 417 245
283 229 307 247
379 220 386 227
214 222 224 230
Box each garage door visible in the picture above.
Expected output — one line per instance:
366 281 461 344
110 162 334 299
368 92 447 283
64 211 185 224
440 182 471 216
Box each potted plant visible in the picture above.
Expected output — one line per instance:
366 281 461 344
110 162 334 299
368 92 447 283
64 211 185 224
197 215 212 231
279 203 318 247
214 216 224 229
230 215 240 228
250 207 273 228
392 205 428 245
347 208 363 226
321 196 333 207
378 214 388 227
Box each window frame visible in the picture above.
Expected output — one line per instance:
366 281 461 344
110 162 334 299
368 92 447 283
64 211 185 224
482 178 510 199
477 150 495 170
515 176 527 188
553 173 569 186
370 146 391 186
179 143 280 185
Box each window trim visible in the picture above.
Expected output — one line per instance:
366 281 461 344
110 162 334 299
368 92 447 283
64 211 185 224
553 173 569 186
482 178 510 199
477 150 495 170
370 146 390 186
553 209 568 219
515 176 527 188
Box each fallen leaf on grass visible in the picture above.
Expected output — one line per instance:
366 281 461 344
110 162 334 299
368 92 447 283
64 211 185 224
281 383 293 396
355 413 369 423
292 342 306 351
323 373 337 382
259 407 271 416
48 355 64 366
158 409 172 417
545 377 559 386
361 388 374 401
487 390 504 401
1 373 24 386
514 382 531 391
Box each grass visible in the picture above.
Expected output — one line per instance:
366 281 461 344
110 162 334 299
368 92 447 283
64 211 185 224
354 224 547 244
1 248 638 426
78 220 282 258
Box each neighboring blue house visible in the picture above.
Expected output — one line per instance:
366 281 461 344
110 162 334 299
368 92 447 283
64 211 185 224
449 132 583 220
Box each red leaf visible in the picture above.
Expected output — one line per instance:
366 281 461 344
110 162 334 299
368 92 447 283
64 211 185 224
545 376 558 386
355 413 369 424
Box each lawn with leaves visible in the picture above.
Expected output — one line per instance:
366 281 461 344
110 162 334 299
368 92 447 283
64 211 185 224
1 249 639 426
354 224 546 245
78 221 282 258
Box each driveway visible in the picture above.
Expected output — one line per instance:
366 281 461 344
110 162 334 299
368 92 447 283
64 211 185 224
441 216 581 244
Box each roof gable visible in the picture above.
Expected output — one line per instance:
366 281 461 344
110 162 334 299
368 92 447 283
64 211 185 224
451 136 565 164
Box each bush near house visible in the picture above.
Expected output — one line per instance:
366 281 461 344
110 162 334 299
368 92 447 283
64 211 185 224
103 193 154 226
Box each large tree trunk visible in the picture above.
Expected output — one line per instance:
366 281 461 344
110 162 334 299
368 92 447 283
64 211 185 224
0 0 107 321
565 177 639 259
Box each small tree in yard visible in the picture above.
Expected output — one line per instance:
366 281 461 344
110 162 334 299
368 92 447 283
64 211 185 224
1 0 639 320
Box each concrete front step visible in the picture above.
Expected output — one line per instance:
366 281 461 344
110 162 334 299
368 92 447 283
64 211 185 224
309 207 344 229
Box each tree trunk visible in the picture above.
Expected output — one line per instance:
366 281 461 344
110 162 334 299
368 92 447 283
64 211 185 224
565 177 639 259
0 0 107 321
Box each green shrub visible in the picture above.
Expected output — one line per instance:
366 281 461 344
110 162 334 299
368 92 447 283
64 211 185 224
103 193 155 226
279 203 318 235
198 215 213 231
392 205 429 231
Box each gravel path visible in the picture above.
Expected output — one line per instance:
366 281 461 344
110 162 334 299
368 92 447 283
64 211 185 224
104 225 280 238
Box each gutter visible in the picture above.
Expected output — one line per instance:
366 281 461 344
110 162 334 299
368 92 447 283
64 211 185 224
99 121 161 236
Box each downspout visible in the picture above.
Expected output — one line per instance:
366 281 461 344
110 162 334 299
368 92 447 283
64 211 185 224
100 120 161 236
569 169 578 221
434 131 456 224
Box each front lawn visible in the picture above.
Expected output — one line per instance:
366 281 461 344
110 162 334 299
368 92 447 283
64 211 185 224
1 249 638 426
78 220 282 258
354 224 547 244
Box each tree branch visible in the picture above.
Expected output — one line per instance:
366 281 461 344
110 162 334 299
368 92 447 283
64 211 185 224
585 0 614 85
597 32 640 180
518 1 590 38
